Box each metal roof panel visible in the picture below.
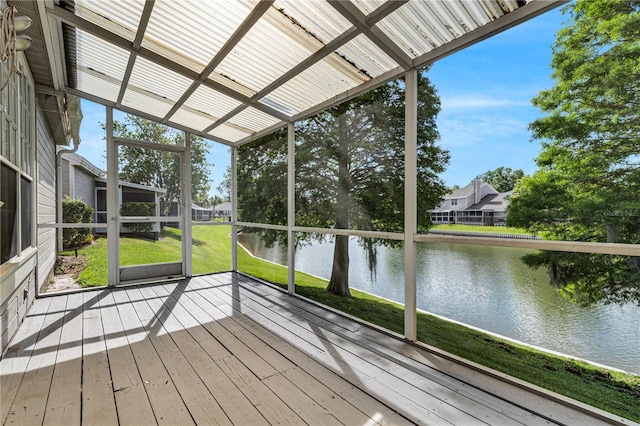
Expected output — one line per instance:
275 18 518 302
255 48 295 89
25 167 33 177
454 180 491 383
336 34 397 77
273 0 353 43
75 30 129 81
264 56 364 115
228 107 282 133
127 56 192 106
214 5 320 92
171 108 217 132
182 85 243 122
50 0 562 144
141 0 258 74
121 87 174 117
76 68 122 103
208 123 252 143
75 0 144 42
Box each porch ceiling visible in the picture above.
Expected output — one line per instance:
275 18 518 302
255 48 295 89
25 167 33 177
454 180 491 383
30 0 563 147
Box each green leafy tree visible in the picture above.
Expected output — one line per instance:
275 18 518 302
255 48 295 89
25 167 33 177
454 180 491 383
113 115 212 215
62 196 94 249
239 71 449 296
475 167 524 192
507 0 640 306
216 166 231 202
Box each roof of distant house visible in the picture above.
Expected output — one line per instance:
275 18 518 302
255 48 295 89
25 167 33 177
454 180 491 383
60 152 103 177
63 152 167 194
214 202 232 211
467 190 513 211
444 180 498 199
192 203 206 211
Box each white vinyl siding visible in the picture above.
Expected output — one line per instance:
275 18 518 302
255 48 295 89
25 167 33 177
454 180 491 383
73 167 96 207
36 107 57 291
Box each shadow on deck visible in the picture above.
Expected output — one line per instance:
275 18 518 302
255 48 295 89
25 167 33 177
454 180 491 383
0 273 624 425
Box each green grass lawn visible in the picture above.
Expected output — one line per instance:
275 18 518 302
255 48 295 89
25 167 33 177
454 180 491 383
62 225 639 421
431 224 533 235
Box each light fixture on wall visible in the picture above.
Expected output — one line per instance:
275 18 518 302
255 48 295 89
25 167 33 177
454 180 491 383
7 15 32 32
10 34 32 51
1 6 32 92
1 7 32 51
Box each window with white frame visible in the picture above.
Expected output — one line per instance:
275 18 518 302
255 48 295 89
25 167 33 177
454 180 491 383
0 53 34 265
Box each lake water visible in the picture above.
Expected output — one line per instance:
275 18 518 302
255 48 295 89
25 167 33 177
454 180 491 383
239 233 640 374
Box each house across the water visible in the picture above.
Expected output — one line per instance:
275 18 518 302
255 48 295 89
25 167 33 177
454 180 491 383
430 180 513 226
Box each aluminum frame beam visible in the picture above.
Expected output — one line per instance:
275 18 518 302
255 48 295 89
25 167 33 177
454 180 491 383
404 69 418 341
116 0 155 107
163 1 274 124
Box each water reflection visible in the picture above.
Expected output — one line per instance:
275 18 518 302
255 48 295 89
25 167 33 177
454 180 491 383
238 233 640 373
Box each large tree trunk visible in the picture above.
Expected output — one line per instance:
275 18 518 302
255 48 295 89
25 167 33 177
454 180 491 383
327 113 351 297
327 234 350 296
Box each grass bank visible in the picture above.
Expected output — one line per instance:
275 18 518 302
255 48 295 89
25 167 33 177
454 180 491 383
431 224 532 235
62 225 639 421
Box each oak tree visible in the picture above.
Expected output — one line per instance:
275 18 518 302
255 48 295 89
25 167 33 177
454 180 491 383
508 0 640 305
114 115 212 216
239 71 448 296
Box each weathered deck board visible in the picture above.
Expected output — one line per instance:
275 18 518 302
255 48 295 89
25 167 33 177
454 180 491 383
207 275 486 425
0 273 622 426
4 296 65 425
145 283 306 425
229 274 553 426
161 281 383 426
110 288 195 425
125 286 232 426
100 291 156 426
0 297 52 422
42 292 83 426
233 273 610 426
142 284 271 426
81 290 119 425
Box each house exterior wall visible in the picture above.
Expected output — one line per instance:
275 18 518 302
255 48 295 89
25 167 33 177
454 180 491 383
72 167 95 207
36 107 57 292
0 52 37 354
463 193 473 208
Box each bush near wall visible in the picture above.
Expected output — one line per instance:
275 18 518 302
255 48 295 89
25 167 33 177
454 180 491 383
62 196 94 249
120 202 156 233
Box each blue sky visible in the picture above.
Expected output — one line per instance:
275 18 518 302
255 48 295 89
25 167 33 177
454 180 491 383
428 5 567 186
76 4 567 195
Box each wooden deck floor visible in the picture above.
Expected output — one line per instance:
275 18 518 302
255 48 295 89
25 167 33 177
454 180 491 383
1 272 617 425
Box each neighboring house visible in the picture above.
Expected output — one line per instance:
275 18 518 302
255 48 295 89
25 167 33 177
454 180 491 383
60 152 166 233
430 180 512 226
192 203 213 221
214 202 232 218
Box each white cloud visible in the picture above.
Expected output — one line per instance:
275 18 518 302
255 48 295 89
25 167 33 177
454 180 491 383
437 114 530 148
441 95 529 110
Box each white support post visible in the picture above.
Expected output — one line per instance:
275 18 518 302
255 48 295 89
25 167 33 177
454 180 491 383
183 133 193 277
231 147 238 272
106 107 119 287
404 69 418 341
287 122 295 294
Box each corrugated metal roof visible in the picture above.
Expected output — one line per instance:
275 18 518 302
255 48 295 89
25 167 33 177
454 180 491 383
39 0 563 147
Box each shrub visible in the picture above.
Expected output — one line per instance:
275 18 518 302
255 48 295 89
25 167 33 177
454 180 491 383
62 196 94 249
120 201 156 233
